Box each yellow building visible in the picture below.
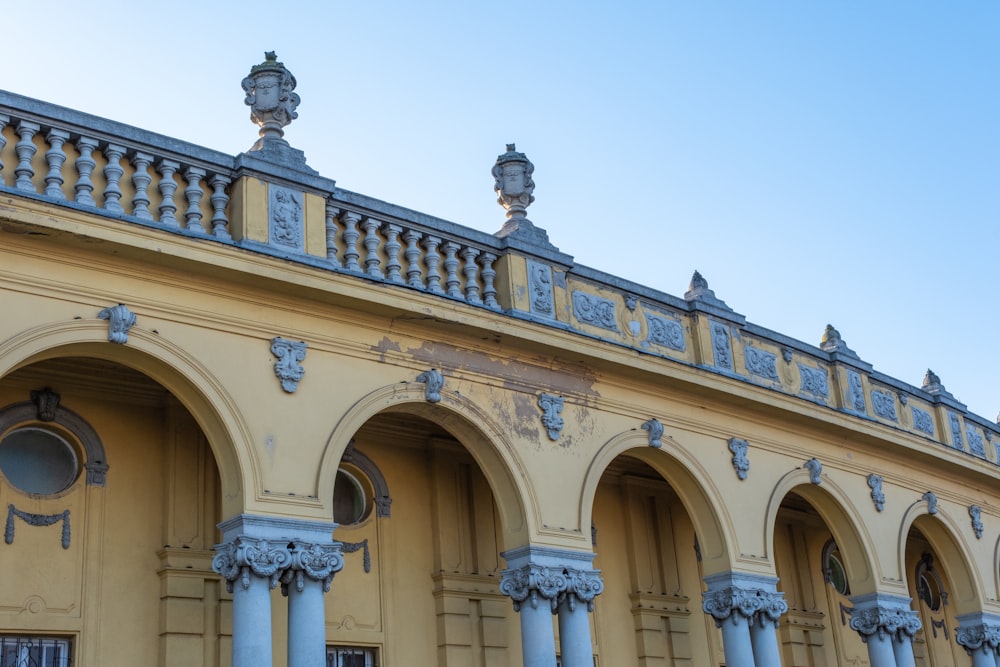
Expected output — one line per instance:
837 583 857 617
1 54 999 667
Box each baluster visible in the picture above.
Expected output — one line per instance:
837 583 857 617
341 211 362 272
383 223 403 283
0 115 9 184
324 202 341 268
402 229 423 288
183 166 206 233
14 121 40 191
422 235 443 294
43 129 70 199
479 252 500 310
130 152 153 219
74 137 99 206
461 246 482 304
156 159 180 227
442 241 462 298
101 143 126 212
209 174 232 239
361 217 384 278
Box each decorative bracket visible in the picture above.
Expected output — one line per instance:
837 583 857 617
923 491 938 515
728 438 750 480
270 337 307 393
867 474 885 512
641 418 663 448
969 505 984 539
537 393 564 441
804 458 823 485
98 303 136 344
416 368 444 403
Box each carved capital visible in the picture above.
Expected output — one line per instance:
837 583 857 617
701 586 787 628
956 622 1000 656
849 604 921 643
212 536 293 593
499 564 567 613
560 568 605 612
281 540 344 594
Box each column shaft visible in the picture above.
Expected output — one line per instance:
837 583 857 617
520 600 558 667
750 619 783 667
719 615 756 667
232 574 274 667
863 634 897 667
558 599 593 667
891 636 916 667
969 649 997 667
287 576 328 667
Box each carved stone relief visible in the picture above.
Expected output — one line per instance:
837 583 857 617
966 426 986 457
642 418 663 448
537 393 564 441
745 346 779 381
526 259 554 317
645 314 685 351
270 337 307 393
804 458 822 485
711 322 733 370
269 185 304 252
5 505 70 549
728 438 750 480
798 364 829 399
416 368 444 403
949 413 964 450
867 474 886 512
923 492 938 514
969 505 984 539
98 303 136 344
847 370 866 413
911 407 934 435
871 390 898 422
572 291 618 332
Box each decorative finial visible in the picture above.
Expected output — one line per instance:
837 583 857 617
819 324 858 358
242 51 300 150
492 144 535 221
690 270 708 291
683 270 730 310
923 369 941 388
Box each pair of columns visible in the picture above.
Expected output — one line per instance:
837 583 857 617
848 594 921 667
701 572 788 667
500 546 604 667
212 515 343 667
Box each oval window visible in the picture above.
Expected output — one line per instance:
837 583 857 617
333 469 369 525
0 427 79 495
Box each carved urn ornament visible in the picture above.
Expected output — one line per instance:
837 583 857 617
242 52 300 149
492 144 535 221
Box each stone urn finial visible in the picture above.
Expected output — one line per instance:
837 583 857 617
242 52 300 150
492 143 535 221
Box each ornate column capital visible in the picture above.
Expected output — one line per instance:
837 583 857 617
212 536 293 592
281 540 345 594
561 568 605 612
499 564 567 612
701 572 788 628
848 594 921 643
956 613 1000 656
499 545 604 613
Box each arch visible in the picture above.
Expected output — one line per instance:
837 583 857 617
0 319 253 517
897 499 982 615
764 468 878 594
580 429 734 576
318 382 534 549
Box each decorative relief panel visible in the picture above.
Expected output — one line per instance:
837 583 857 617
526 259 554 317
269 185 304 252
966 426 986 457
798 364 829 399
871 390 898 422
911 407 934 435
271 337 307 393
711 322 733 370
571 291 618 332
949 413 964 450
745 346 779 381
5 505 71 549
645 314 685 352
847 371 866 413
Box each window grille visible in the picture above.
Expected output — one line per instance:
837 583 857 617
0 636 72 667
327 645 377 667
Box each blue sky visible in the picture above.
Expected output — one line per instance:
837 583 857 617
7 1 998 419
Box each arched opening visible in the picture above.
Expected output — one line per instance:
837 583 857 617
771 489 873 665
0 356 225 666
320 395 533 667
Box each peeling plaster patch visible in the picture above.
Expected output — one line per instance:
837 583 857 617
372 336 403 363
510 394 543 444
406 341 600 398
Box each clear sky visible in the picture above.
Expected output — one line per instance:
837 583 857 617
6 1 998 420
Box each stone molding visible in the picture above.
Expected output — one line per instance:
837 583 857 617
848 594 921 643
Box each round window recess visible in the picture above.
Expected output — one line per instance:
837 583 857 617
0 427 80 495
917 572 942 611
333 469 372 526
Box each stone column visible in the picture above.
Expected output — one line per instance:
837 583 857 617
213 532 292 666
956 613 1000 667
848 593 921 667
702 572 786 667
283 538 344 667
501 546 604 667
